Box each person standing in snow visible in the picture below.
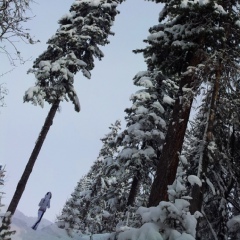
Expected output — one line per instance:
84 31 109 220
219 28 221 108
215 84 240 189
32 192 52 230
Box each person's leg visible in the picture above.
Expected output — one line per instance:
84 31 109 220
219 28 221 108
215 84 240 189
32 210 45 230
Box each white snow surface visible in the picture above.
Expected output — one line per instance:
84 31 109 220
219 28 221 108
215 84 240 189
9 209 110 240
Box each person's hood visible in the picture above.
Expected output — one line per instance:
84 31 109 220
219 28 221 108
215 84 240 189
45 192 52 200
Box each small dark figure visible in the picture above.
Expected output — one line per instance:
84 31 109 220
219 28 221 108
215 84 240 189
32 192 52 230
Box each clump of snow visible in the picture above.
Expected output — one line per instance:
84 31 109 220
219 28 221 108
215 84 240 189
206 177 215 195
199 0 210 5
138 76 154 88
227 215 240 231
235 20 240 28
214 3 227 14
179 155 188 165
152 101 165 113
188 175 202 187
163 95 175 105
181 0 210 8
194 211 203 219
147 31 164 41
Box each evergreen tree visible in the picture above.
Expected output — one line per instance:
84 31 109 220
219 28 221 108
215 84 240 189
102 69 176 225
57 174 93 236
145 0 240 208
2 0 125 229
185 83 240 239
83 120 121 234
57 120 121 235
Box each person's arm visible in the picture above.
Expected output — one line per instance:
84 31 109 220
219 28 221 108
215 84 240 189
38 199 43 207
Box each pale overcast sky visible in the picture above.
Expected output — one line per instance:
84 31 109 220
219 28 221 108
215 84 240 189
0 0 163 222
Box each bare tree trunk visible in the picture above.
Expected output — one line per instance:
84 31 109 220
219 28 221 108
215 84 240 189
127 172 140 207
0 100 60 231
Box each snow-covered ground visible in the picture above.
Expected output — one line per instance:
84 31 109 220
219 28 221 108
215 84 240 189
10 210 110 240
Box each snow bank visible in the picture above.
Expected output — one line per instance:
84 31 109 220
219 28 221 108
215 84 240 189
7 209 114 240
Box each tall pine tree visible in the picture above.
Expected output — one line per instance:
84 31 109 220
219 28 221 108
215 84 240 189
3 0 125 229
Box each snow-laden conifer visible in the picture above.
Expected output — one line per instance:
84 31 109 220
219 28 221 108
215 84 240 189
96 69 177 232
82 120 122 234
57 120 121 235
24 0 124 111
144 0 240 207
185 82 240 239
57 175 92 236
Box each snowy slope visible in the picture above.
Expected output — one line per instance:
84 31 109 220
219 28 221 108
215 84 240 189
10 210 111 240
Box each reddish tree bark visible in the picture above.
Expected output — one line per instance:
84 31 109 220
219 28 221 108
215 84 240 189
148 53 205 207
148 81 194 206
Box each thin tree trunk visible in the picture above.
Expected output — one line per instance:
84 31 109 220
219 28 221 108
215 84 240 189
127 172 140 207
0 100 60 230
148 53 204 207
190 64 221 214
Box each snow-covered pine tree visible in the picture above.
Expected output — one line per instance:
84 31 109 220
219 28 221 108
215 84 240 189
143 0 240 208
100 69 176 230
4 0 125 228
119 70 173 205
57 120 121 235
57 174 94 236
82 120 121 234
24 0 125 111
185 82 240 239
139 1 208 207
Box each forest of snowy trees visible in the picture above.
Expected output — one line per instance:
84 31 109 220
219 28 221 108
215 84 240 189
56 0 240 239
2 0 240 239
